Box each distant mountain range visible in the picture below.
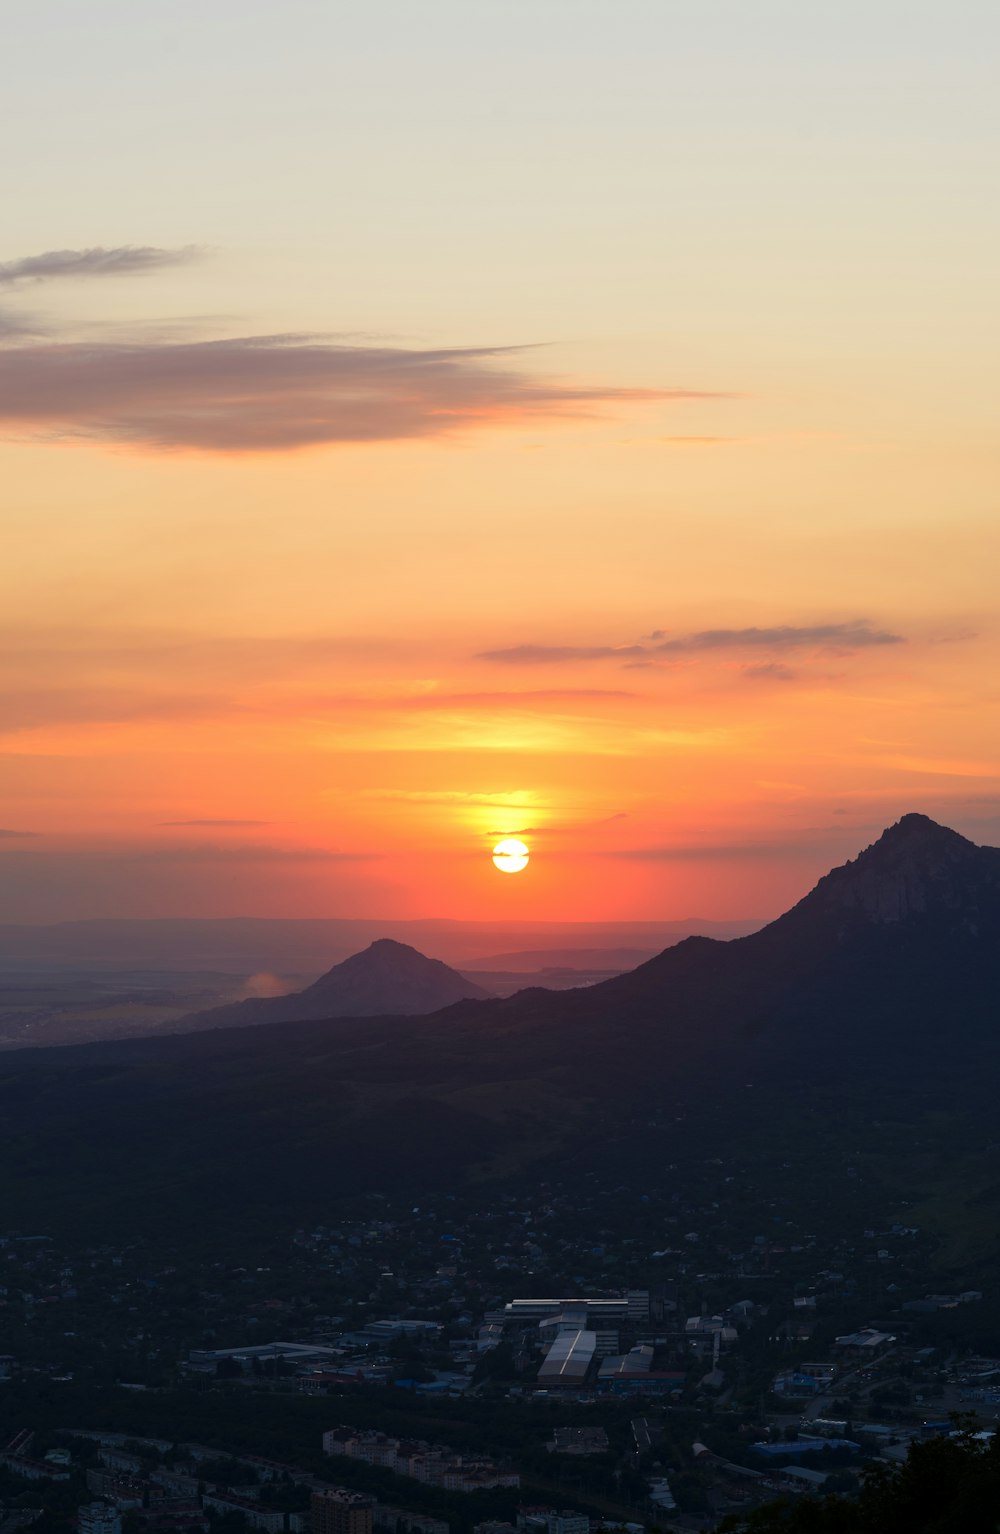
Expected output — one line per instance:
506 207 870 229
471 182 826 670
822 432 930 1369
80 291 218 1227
173 938 492 1031
0 814 998 1247
0 915 760 975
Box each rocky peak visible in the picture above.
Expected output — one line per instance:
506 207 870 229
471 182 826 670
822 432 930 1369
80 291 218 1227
801 814 999 925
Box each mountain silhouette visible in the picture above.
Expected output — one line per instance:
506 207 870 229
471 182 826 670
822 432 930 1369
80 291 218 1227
0 814 998 1238
175 938 493 1032
558 814 1000 1076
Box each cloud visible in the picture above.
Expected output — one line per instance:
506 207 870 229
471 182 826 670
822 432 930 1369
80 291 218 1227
742 662 796 681
489 811 629 838
308 687 634 711
0 828 38 838
0 245 201 285
360 789 547 809
481 621 904 665
159 819 271 828
0 306 46 339
0 688 230 733
0 840 379 867
0 842 386 920
596 829 863 862
0 628 398 686
478 644 648 664
0 333 709 452
129 843 378 864
655 622 903 654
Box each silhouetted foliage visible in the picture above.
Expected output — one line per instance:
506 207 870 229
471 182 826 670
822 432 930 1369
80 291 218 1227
716 1426 1000 1533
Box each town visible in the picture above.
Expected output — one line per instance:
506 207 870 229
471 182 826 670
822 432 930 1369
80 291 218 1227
0 1141 997 1534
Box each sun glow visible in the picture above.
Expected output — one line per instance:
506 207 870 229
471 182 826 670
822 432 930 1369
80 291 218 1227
492 838 530 874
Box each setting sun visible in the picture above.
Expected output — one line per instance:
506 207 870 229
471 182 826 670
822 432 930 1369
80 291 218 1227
492 839 530 874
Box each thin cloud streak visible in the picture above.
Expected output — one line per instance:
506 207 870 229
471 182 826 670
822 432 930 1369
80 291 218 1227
0 334 702 452
652 623 903 653
480 622 904 665
0 246 201 285
0 689 231 733
592 829 866 862
305 688 635 712
0 842 380 866
742 662 797 681
131 843 380 865
479 645 648 664
159 819 271 828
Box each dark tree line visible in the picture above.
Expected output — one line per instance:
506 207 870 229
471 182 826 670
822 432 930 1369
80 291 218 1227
716 1425 1000 1533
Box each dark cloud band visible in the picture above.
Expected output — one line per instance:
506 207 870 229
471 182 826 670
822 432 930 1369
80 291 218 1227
0 245 200 285
0 334 698 451
480 622 904 664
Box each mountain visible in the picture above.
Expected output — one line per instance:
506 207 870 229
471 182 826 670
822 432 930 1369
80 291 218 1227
464 946 658 971
0 815 998 1242
0 915 762 975
171 938 493 1031
591 812 1000 1056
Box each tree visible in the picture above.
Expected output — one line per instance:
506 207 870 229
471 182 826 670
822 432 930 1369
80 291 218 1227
715 1425 1000 1533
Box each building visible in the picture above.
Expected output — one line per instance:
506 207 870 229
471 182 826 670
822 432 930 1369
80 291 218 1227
84 1470 148 1509
517 1509 589 1534
98 1450 144 1475
323 1431 517 1493
626 1290 650 1323
538 1312 618 1359
487 1297 635 1330
751 1438 861 1459
203 1494 287 1533
598 1344 653 1385
187 1341 345 1374
772 1371 824 1397
536 1330 596 1389
0 1454 71 1482
779 1466 829 1491
311 1489 374 1534
595 1344 684 1395
373 1506 448 1534
78 1506 122 1534
833 1328 895 1355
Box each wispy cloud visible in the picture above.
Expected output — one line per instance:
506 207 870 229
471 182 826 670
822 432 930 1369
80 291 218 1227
0 243 724 451
159 819 271 828
0 334 705 452
0 828 39 839
481 622 904 665
306 687 634 712
130 843 379 864
0 306 46 338
489 811 629 839
0 245 201 285
0 840 379 866
742 662 796 682
596 828 862 861
652 623 903 653
359 789 547 809
0 688 230 733
478 644 648 665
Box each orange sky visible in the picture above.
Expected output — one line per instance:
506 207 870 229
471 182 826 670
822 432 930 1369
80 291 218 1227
2 2 998 922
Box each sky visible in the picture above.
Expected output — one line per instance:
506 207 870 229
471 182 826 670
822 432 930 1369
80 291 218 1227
2 0 999 923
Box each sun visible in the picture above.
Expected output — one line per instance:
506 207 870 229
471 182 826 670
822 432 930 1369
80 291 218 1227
492 838 529 874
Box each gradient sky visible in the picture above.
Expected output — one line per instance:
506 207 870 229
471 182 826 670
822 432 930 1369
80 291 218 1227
3 0 999 922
